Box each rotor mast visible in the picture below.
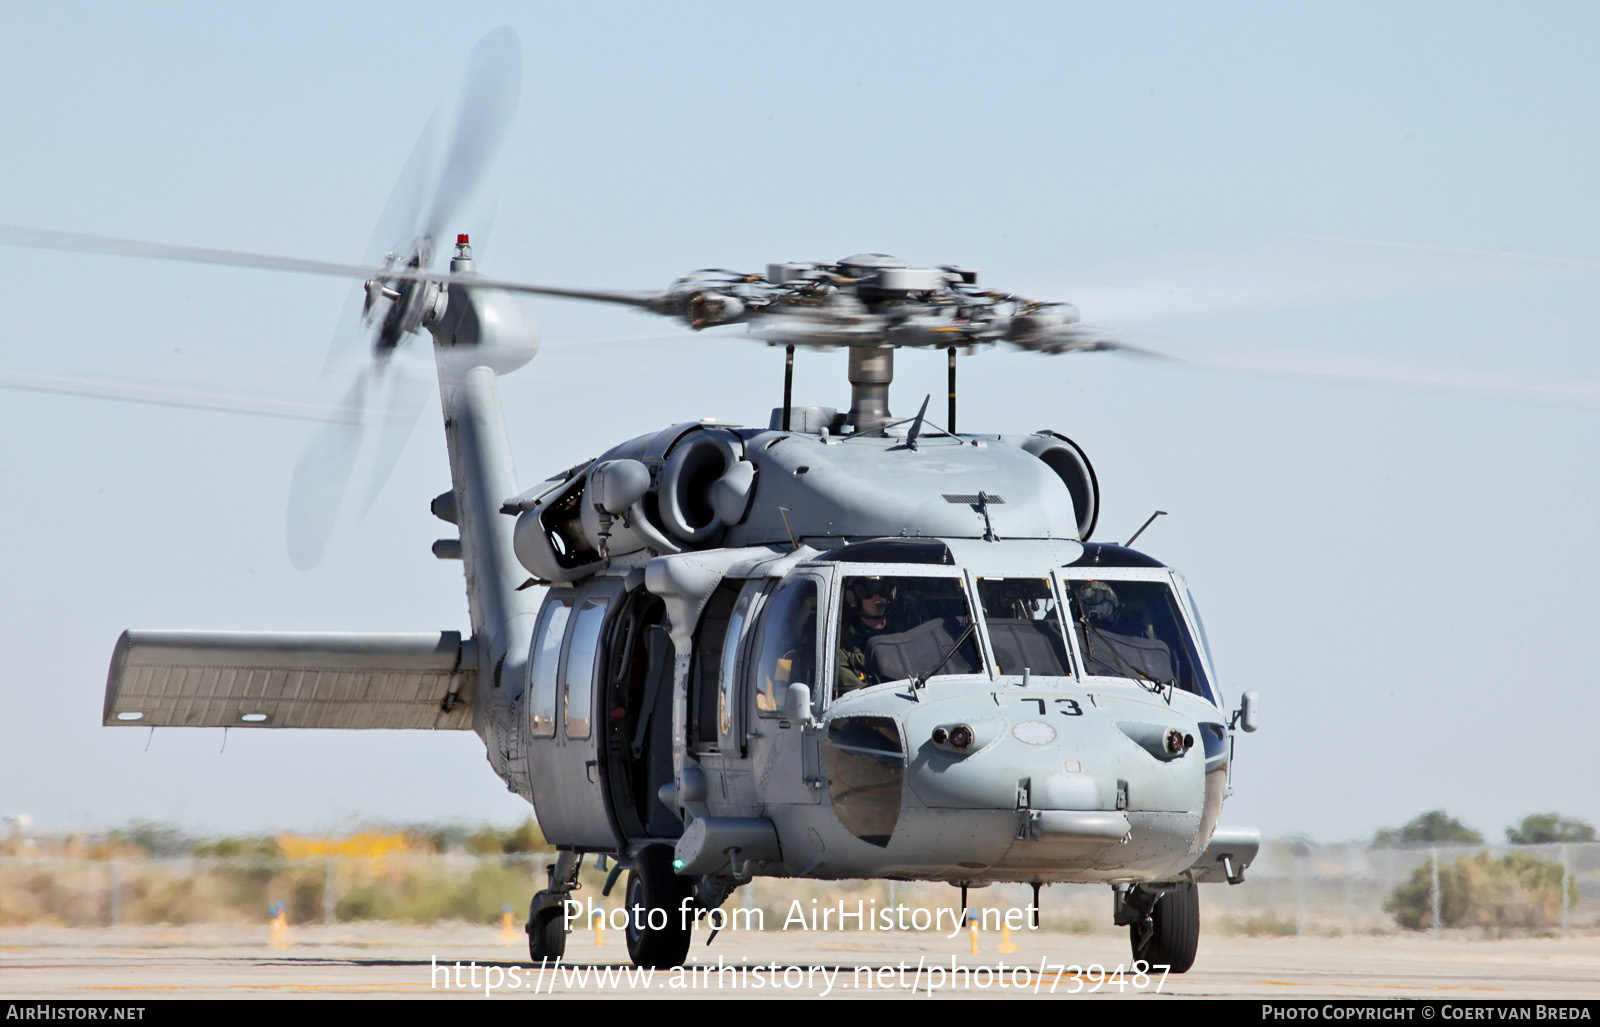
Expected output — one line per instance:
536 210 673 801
846 347 894 429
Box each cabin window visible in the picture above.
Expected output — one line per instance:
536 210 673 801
691 582 740 749
835 574 980 695
1064 578 1214 701
750 577 819 719
528 598 571 738
719 583 760 740
976 577 1073 677
563 597 610 739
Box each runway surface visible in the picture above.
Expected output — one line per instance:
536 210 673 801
4 923 1597 1000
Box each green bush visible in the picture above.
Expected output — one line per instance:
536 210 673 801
335 860 531 924
1373 810 1483 848
1505 813 1596 845
1384 851 1575 931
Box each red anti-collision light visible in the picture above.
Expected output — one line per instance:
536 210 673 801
457 234 469 245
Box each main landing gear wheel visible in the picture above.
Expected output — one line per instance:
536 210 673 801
527 896 567 962
624 844 694 969
1130 881 1199 973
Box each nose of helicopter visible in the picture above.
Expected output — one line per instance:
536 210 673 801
898 687 1208 823
817 686 1225 879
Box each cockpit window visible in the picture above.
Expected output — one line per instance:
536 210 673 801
977 577 1073 677
1065 578 1214 701
751 577 819 718
836 575 980 695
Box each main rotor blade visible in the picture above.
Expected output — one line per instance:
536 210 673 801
0 223 668 310
1112 334 1600 409
1054 236 1582 331
1302 234 1600 272
0 223 402 283
0 367 363 423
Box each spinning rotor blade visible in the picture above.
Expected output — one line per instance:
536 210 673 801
286 376 370 572
0 367 363 423
357 359 431 518
0 223 401 283
0 222 666 310
324 104 444 371
284 351 441 570
421 27 521 245
1303 234 1600 273
1111 334 1600 409
286 27 523 570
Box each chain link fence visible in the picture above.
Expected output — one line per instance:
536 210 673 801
3 841 1595 936
1199 840 1599 937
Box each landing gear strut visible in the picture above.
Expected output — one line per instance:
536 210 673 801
526 851 582 963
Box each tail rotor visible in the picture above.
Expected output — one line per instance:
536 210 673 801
285 28 523 569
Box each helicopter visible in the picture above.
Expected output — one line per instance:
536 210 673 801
87 238 1265 972
3 30 1268 975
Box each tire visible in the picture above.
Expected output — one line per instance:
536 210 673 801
623 844 694 969
1131 881 1199 973
528 901 567 963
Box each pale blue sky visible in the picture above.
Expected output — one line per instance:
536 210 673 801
1 2 1597 842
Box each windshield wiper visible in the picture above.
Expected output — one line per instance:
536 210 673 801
1078 616 1174 700
911 621 978 690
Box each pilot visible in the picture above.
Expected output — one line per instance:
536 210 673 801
836 577 895 695
1077 580 1173 683
1079 580 1120 628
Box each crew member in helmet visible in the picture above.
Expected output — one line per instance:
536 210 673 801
836 577 895 694
1079 580 1120 629
1073 579 1175 684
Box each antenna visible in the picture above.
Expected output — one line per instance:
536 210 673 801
905 394 931 451
947 346 957 433
777 507 801 550
1124 510 1167 547
781 344 794 431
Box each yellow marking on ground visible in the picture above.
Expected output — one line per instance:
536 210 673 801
1254 979 1504 992
83 983 428 992
230 983 431 992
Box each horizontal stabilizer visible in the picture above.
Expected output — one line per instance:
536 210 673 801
104 630 476 730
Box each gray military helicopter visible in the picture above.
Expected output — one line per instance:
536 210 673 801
7 30 1263 974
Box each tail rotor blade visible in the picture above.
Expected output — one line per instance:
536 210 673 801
422 27 522 244
357 359 431 518
287 27 522 568
285 375 369 571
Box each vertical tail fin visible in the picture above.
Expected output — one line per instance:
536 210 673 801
427 273 541 797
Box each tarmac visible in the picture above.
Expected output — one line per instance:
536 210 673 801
3 922 1598 1000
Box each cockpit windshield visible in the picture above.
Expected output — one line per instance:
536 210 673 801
1064 578 1214 701
976 577 1073 677
836 575 979 695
